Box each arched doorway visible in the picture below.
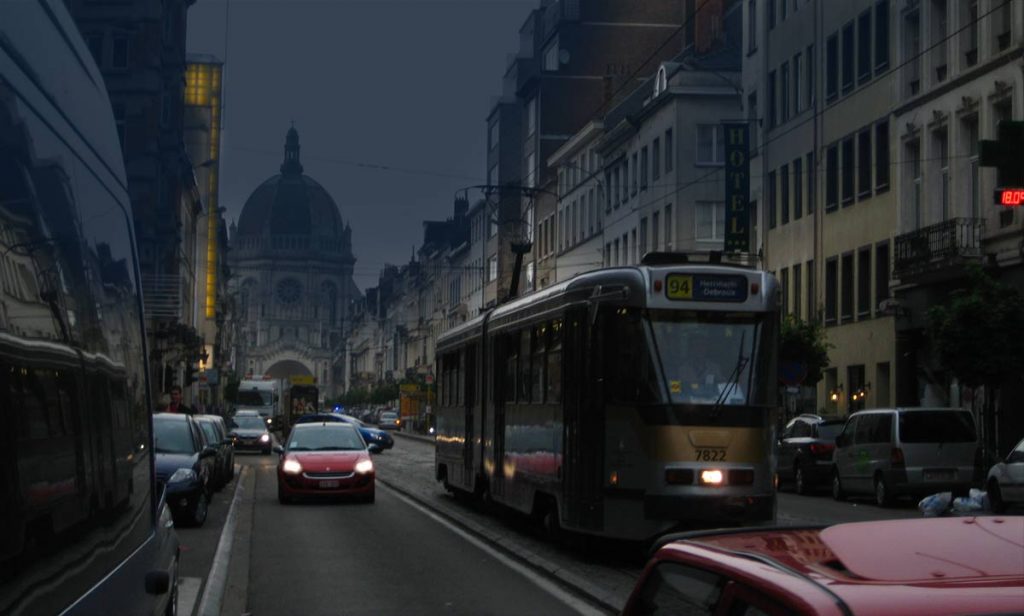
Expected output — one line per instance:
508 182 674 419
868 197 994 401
265 359 312 379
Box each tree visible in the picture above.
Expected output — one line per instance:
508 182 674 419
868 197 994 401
928 266 1024 459
778 314 832 386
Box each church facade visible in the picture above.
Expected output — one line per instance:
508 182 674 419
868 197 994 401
229 127 359 398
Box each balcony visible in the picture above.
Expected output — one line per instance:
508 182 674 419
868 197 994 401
894 217 985 283
142 273 181 321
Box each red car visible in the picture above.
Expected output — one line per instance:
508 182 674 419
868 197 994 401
275 422 379 504
624 517 1024 615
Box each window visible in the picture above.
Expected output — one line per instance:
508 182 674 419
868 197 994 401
489 121 500 150
767 170 777 229
604 171 612 212
807 151 815 213
652 211 660 250
695 202 725 241
664 204 673 248
768 0 776 29
858 10 872 84
842 21 854 94
531 328 545 401
875 120 890 191
652 138 661 180
961 0 978 68
112 35 129 69
904 7 921 96
768 70 777 128
858 247 871 318
841 252 854 323
826 33 838 102
588 189 595 235
780 61 790 123
665 129 674 172
825 257 838 325
792 53 802 114
697 124 725 165
875 0 890 71
994 0 1012 53
781 163 790 225
780 0 787 21
546 321 562 403
631 152 638 195
633 563 727 616
640 217 648 254
640 146 649 190
526 97 537 136
934 126 949 220
841 135 855 205
807 258 815 320
858 127 872 199
806 44 815 108
780 267 790 315
488 254 498 282
793 262 803 319
112 103 127 151
622 233 629 264
875 241 890 305
748 0 758 53
526 151 536 188
930 0 948 84
519 331 532 401
748 91 759 154
962 114 979 219
793 157 803 219
906 138 922 229
825 144 838 211
543 38 559 71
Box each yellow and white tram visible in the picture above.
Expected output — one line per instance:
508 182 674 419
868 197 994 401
435 254 779 541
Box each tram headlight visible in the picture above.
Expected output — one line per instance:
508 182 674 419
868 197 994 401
699 469 724 486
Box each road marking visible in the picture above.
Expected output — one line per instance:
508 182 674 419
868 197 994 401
177 577 202 616
381 484 606 616
196 465 250 616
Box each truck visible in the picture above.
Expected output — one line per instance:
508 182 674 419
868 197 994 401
236 378 289 430
288 375 320 426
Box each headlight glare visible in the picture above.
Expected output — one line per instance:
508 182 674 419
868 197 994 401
282 459 302 474
355 459 374 474
169 468 196 483
259 433 270 443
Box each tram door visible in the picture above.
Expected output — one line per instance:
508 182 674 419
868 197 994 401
562 308 603 531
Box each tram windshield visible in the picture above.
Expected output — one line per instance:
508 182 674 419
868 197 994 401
648 310 774 406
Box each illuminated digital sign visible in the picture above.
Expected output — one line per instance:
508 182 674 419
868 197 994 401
995 188 1024 207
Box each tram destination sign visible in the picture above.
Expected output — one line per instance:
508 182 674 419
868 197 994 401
665 273 749 302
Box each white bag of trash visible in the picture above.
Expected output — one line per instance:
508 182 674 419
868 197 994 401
951 489 989 514
918 492 952 517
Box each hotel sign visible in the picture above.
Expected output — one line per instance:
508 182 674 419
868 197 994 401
723 123 751 253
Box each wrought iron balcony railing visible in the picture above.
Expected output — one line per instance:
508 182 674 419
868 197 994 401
893 217 984 280
141 273 181 321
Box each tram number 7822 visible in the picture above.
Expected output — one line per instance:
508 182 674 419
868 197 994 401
695 448 727 462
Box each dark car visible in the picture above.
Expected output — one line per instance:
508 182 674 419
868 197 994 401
229 413 274 454
377 410 401 431
195 414 235 490
294 413 394 450
623 518 1024 616
776 414 845 494
275 423 380 504
153 413 218 526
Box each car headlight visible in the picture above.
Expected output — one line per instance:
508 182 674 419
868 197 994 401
259 434 270 443
169 468 196 483
355 459 374 474
266 417 273 425
282 459 302 474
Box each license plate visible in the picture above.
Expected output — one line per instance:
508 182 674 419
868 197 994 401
695 448 726 462
319 480 340 489
924 470 955 481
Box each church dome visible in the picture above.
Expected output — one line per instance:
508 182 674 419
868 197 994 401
236 127 344 238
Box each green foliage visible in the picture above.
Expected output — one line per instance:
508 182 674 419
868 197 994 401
928 266 1024 389
779 314 832 386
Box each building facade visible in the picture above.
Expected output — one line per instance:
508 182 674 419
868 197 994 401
229 128 359 398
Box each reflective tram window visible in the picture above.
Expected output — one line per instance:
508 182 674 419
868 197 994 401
0 9 152 613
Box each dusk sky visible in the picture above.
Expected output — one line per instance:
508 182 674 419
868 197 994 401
186 0 534 289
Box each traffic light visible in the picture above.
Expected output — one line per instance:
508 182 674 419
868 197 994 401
979 120 1024 206
184 363 198 386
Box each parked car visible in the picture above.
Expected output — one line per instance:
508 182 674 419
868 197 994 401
295 413 393 450
777 414 845 494
228 413 274 454
832 408 981 506
987 436 1024 513
194 414 235 489
153 413 218 526
378 410 401 430
274 423 379 504
623 517 1024 616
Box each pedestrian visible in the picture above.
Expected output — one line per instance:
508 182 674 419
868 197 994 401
166 385 194 414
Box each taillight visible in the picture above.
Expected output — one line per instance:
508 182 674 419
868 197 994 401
890 448 905 467
808 443 835 456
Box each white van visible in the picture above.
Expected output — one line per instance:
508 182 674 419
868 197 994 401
832 408 980 506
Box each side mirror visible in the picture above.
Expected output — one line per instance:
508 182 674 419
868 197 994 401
272 444 284 455
200 446 217 459
368 443 382 454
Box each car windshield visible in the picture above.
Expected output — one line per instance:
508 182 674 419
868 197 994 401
237 390 273 406
231 416 267 430
198 422 219 444
899 411 977 443
288 427 365 451
380 413 397 420
154 419 196 455
816 422 845 440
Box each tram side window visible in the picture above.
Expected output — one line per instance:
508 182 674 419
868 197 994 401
518 330 532 402
531 326 545 402
504 335 517 403
465 345 477 405
456 351 463 406
546 320 562 403
602 309 660 404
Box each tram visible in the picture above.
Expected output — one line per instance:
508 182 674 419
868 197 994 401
434 254 779 541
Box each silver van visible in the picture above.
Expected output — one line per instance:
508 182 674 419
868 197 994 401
831 408 980 507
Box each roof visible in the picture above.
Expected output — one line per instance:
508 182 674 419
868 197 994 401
655 518 1024 615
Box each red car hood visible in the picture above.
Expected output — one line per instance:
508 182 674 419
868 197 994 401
287 450 366 473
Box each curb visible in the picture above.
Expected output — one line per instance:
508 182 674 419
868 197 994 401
374 475 625 614
196 465 250 616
